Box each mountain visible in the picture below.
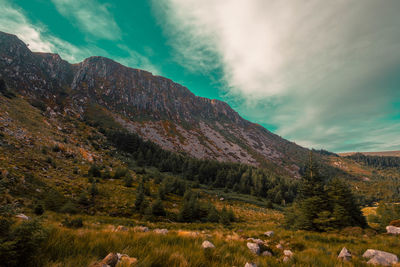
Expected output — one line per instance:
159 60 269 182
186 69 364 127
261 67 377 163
0 31 310 176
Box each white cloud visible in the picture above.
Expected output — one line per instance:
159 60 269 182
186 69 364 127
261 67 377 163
51 0 121 40
155 0 400 152
0 0 95 62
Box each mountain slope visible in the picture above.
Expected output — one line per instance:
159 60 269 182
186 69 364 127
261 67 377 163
0 31 308 176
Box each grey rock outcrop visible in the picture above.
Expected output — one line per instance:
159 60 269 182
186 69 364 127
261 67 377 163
362 249 398 266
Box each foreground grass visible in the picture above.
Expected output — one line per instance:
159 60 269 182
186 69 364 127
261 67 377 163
32 207 400 267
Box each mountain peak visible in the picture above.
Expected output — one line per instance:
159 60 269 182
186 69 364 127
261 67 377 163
0 31 308 175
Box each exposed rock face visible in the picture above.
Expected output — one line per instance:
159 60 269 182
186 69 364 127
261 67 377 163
338 247 352 261
362 249 398 266
386 225 400 235
0 31 309 175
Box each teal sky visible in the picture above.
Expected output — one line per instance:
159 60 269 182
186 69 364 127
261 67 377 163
1 0 400 152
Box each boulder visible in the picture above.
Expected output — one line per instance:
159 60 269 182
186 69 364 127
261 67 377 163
202 240 215 249
386 225 400 235
363 249 398 266
284 250 293 257
338 247 352 261
247 242 260 255
153 228 168 234
261 251 272 257
264 231 274 237
15 213 29 220
244 263 257 267
133 226 149 232
276 244 283 250
283 256 290 263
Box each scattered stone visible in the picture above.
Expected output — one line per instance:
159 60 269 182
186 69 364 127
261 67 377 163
363 249 398 266
284 250 293 257
386 225 400 235
338 247 352 261
263 231 274 237
202 240 215 249
244 263 257 267
247 237 264 245
276 244 283 250
247 242 260 255
133 226 149 232
102 253 119 267
220 197 224 201
15 213 29 220
261 251 272 257
153 228 168 234
283 256 290 263
114 225 128 232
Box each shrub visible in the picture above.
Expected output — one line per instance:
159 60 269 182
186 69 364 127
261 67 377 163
124 174 133 187
88 165 102 178
60 201 79 214
62 217 83 228
34 204 44 215
114 167 128 179
44 189 66 212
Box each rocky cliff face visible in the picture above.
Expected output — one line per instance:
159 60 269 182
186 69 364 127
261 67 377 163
0 31 308 176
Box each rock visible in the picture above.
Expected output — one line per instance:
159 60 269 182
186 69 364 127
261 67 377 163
202 240 215 249
102 253 119 267
386 225 400 235
153 228 168 234
220 197 224 201
284 250 293 257
264 231 274 237
15 213 29 220
283 256 290 263
114 225 128 232
261 251 272 257
247 242 260 255
244 263 257 267
117 255 137 266
276 244 283 250
133 226 149 232
363 249 398 266
338 247 352 261
247 237 264 245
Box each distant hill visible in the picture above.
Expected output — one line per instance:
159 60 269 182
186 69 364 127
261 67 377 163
339 151 400 157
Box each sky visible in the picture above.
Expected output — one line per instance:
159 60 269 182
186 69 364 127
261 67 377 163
1 0 400 152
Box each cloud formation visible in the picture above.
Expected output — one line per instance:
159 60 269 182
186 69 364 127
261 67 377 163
154 0 400 152
51 0 121 40
0 0 91 62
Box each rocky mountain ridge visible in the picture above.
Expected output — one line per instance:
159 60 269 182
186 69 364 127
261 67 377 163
0 31 308 176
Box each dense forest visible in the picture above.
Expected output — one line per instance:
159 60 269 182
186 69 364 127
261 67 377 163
346 153 400 168
107 130 299 205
